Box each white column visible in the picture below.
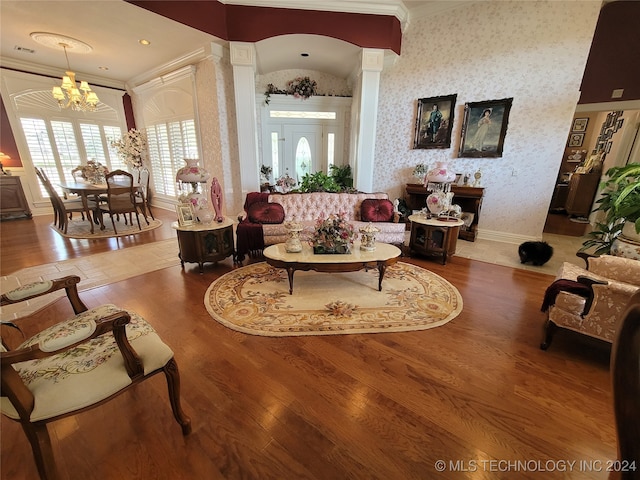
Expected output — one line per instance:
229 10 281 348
230 42 260 195
353 49 384 193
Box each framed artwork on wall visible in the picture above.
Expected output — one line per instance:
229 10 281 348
568 133 585 147
176 203 195 226
413 94 457 149
458 97 513 158
572 118 589 132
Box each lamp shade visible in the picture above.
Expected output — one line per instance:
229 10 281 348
176 158 210 183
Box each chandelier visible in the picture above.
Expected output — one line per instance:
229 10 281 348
51 43 100 112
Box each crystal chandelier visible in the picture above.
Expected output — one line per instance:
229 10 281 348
51 43 100 112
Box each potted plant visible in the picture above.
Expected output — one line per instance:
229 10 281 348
296 171 340 193
329 164 353 191
580 162 640 255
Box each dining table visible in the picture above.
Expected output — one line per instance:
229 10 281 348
59 181 141 234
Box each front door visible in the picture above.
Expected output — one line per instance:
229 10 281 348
283 123 324 182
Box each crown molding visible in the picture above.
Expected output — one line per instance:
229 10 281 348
0 56 125 90
220 0 410 24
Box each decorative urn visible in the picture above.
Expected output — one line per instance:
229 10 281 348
176 158 210 215
425 161 456 183
284 216 304 253
359 222 379 251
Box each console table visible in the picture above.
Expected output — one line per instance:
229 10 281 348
408 214 464 265
405 184 483 241
172 218 234 273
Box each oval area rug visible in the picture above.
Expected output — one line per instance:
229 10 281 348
204 262 463 336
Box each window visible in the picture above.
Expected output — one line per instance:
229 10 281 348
146 119 198 197
20 117 123 197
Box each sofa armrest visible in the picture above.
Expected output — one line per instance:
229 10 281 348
588 255 640 285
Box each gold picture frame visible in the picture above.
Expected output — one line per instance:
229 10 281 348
176 203 195 226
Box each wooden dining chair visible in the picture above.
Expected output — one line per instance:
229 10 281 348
98 169 142 234
134 167 153 223
0 275 191 480
34 168 97 234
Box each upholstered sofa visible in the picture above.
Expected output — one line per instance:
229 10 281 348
540 255 640 349
236 191 406 261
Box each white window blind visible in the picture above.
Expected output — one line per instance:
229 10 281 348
146 119 198 197
20 117 125 197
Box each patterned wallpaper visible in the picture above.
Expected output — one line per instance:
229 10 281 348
375 0 601 239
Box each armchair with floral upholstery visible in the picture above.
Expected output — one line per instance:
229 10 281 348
540 255 640 349
1 276 191 480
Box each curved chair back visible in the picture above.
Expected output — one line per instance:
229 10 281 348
611 291 640 478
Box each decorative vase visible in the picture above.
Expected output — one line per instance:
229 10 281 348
360 223 379 251
426 161 456 183
426 187 454 215
284 217 303 253
611 221 640 260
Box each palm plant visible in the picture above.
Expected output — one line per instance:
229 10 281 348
580 162 640 255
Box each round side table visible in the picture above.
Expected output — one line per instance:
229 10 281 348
408 214 464 265
171 217 234 273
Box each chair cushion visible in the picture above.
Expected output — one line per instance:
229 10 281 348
0 304 173 422
247 202 285 224
360 199 394 222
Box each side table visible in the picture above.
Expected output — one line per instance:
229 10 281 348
408 214 464 265
171 218 234 273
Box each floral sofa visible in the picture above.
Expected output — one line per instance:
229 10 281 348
540 254 640 349
236 191 406 261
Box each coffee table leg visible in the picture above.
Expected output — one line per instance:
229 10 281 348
377 263 387 291
286 267 295 294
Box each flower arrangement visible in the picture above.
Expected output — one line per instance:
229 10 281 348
287 76 317 100
79 160 109 184
260 164 272 182
276 171 297 192
264 77 318 104
312 213 357 254
412 163 427 181
110 128 147 169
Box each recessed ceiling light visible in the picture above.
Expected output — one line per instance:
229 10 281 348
98 66 109 71
301 53 309 57
139 39 151 46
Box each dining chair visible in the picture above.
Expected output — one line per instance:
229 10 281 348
34 168 97 234
0 275 192 480
99 169 142 234
134 167 154 223
610 291 640 479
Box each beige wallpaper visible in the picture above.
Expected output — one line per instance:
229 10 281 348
375 0 601 239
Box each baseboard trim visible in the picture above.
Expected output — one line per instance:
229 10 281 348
477 229 541 244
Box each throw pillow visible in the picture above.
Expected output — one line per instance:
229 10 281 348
247 202 285 224
360 199 394 222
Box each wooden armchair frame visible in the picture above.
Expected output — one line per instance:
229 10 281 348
1 276 191 480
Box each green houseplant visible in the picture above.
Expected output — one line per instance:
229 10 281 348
580 162 640 255
296 171 341 193
329 164 353 191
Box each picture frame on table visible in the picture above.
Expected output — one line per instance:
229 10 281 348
176 203 195 226
413 94 457 149
458 97 513 158
571 118 589 132
568 133 585 147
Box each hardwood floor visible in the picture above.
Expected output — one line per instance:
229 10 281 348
1 211 620 479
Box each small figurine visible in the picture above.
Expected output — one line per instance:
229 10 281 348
210 177 224 222
463 173 470 186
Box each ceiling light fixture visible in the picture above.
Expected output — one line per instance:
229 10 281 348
51 42 100 112
139 39 151 46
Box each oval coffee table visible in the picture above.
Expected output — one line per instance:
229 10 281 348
263 242 401 294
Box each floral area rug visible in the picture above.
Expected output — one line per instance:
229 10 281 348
204 262 463 336
52 215 162 239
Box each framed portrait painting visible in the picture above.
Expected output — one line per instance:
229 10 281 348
459 98 513 158
176 203 195 226
413 94 457 149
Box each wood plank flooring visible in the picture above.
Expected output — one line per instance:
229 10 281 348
0 211 620 479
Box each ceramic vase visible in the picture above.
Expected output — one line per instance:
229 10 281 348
426 190 454 215
359 223 379 251
284 217 304 253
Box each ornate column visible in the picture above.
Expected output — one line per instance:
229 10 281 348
352 48 384 193
230 42 260 196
